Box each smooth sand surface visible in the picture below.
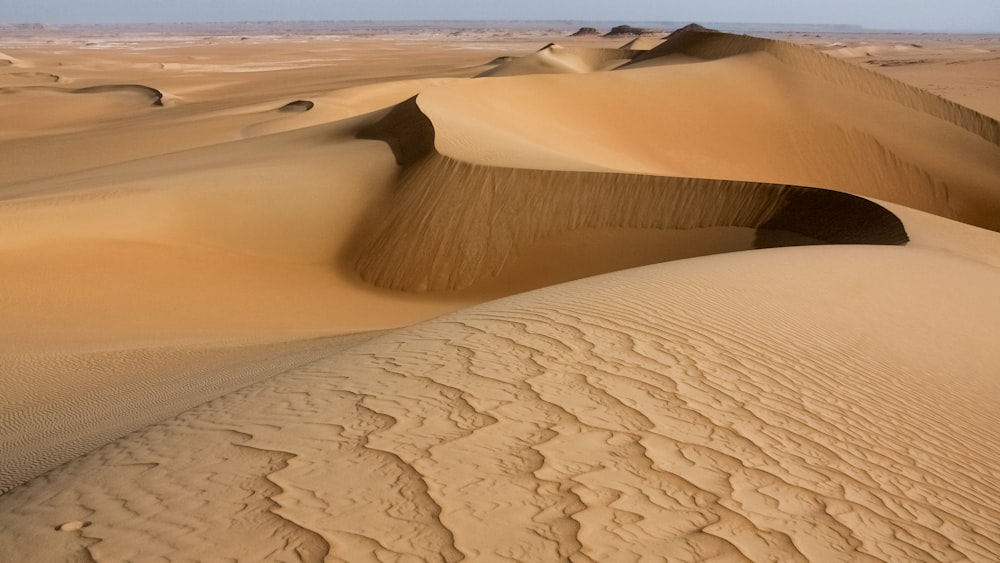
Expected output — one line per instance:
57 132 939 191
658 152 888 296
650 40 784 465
1 24 999 561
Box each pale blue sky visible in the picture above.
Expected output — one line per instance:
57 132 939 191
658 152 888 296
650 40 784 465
1 1 998 32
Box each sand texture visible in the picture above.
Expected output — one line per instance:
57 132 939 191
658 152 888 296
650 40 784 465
1 24 999 561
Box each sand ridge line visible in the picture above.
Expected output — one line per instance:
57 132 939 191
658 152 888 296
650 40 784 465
353 96 908 291
626 27 1000 147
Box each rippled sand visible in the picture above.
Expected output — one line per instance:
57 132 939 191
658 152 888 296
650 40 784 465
1 24 999 561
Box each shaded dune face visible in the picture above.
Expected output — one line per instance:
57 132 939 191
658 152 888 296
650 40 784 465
356 97 907 292
70 84 164 107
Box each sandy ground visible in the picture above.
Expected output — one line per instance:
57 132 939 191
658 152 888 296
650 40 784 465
1 24 998 561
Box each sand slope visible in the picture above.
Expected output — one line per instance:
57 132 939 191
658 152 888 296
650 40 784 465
2 245 999 561
355 96 908 291
1 26 1000 562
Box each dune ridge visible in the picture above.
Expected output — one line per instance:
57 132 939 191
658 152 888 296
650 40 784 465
478 44 639 77
72 84 165 107
355 97 907 291
627 28 1000 147
418 47 1000 231
0 83 164 106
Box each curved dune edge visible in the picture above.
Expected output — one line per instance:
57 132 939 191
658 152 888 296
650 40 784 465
277 99 314 112
0 83 165 107
626 27 1000 147
71 84 165 106
2 245 997 561
478 44 639 77
417 44 1000 231
355 96 908 291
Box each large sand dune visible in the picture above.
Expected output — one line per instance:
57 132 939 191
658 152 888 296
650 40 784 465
1 25 999 561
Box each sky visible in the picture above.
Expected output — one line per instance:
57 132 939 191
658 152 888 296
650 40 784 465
1 0 998 32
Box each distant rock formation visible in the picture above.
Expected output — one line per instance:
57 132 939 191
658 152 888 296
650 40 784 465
569 27 600 37
666 23 720 37
603 25 659 38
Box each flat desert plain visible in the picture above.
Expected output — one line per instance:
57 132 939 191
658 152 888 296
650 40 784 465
1 22 999 561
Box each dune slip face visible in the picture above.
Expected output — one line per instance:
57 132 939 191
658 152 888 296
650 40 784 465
355 96 909 291
1 24 1000 562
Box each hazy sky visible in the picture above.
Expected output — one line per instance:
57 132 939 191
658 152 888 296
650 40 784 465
2 1 998 32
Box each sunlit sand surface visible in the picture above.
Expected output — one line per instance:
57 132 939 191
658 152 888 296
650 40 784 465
1 23 999 561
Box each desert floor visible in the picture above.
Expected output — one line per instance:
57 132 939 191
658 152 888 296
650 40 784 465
1 23 999 561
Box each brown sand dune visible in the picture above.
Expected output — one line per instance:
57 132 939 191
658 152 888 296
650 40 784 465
355 96 908 291
0 84 164 137
2 245 998 561
619 36 665 51
817 37 1000 120
422 40 1000 230
1 71 61 83
0 28 999 562
477 43 639 77
626 27 1000 147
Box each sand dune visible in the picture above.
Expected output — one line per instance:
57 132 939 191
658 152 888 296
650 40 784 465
1 25 999 562
627 27 1000 147
423 34 1000 230
0 84 165 137
478 44 638 76
355 96 908 291
72 83 164 106
619 36 665 51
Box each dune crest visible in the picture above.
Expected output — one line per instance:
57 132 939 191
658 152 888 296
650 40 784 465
477 44 638 77
72 84 165 107
627 27 1000 147
415 42 1000 230
354 97 907 291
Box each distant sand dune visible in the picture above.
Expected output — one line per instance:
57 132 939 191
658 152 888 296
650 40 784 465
478 44 638 77
0 83 164 137
72 84 164 107
619 36 665 51
627 28 1000 147
419 42 1000 230
1 71 61 83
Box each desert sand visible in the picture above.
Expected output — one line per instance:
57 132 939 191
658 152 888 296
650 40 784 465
1 23 999 561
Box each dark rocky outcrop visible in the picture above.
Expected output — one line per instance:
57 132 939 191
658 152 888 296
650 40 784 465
603 25 659 38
